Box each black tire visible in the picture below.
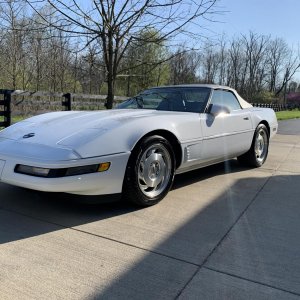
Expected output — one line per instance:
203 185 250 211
237 124 269 167
123 135 175 207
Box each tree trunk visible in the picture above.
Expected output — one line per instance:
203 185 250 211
106 71 114 109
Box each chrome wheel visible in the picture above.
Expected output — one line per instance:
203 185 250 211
137 144 172 198
255 128 268 163
123 135 175 206
237 124 269 168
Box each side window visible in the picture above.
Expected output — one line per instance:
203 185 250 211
210 90 241 111
182 88 211 113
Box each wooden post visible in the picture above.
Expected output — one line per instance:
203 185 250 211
4 90 11 127
0 90 11 128
62 93 72 111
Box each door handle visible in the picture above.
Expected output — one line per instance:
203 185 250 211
243 117 249 120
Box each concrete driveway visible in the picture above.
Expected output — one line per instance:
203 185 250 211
0 120 300 299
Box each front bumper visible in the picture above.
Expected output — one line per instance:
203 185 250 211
0 142 130 196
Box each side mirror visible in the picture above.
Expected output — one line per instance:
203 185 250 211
208 104 230 117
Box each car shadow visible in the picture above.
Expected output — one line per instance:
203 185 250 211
0 182 141 245
1 162 299 297
97 172 300 298
0 160 245 244
0 159 248 246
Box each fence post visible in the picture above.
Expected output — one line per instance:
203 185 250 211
0 90 11 128
4 90 11 126
62 93 72 111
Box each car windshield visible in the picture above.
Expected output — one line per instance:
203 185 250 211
116 87 211 113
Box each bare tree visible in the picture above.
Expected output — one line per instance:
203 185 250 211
288 81 298 93
25 0 218 108
275 51 300 98
216 35 227 85
198 32 300 102
78 43 105 94
170 48 201 84
201 42 220 83
266 38 289 93
227 38 244 90
28 15 48 91
0 0 28 89
241 32 269 98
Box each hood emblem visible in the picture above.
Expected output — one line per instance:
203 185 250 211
23 133 35 139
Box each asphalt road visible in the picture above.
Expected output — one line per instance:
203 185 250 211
0 120 300 299
278 118 300 135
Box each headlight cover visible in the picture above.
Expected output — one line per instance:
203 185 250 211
15 165 50 177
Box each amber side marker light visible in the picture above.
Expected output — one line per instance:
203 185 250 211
98 162 111 172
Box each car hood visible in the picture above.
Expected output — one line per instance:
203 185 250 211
0 109 187 159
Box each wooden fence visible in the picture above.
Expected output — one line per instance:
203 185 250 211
251 103 288 112
0 89 127 127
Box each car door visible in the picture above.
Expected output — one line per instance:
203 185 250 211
200 89 253 162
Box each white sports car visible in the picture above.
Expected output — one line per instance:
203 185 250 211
0 84 277 206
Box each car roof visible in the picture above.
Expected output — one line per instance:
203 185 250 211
149 84 236 92
147 84 253 109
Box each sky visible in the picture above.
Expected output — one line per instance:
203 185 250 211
73 0 299 47
206 0 299 47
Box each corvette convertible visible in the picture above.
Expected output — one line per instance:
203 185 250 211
0 84 277 206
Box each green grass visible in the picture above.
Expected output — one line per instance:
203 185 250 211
13 115 28 123
276 110 300 120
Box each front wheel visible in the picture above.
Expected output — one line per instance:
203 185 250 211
123 135 175 207
237 124 269 167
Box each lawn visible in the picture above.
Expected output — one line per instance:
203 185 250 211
13 115 28 123
276 110 300 120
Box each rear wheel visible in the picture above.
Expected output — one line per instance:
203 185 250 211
123 135 175 207
238 124 269 167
